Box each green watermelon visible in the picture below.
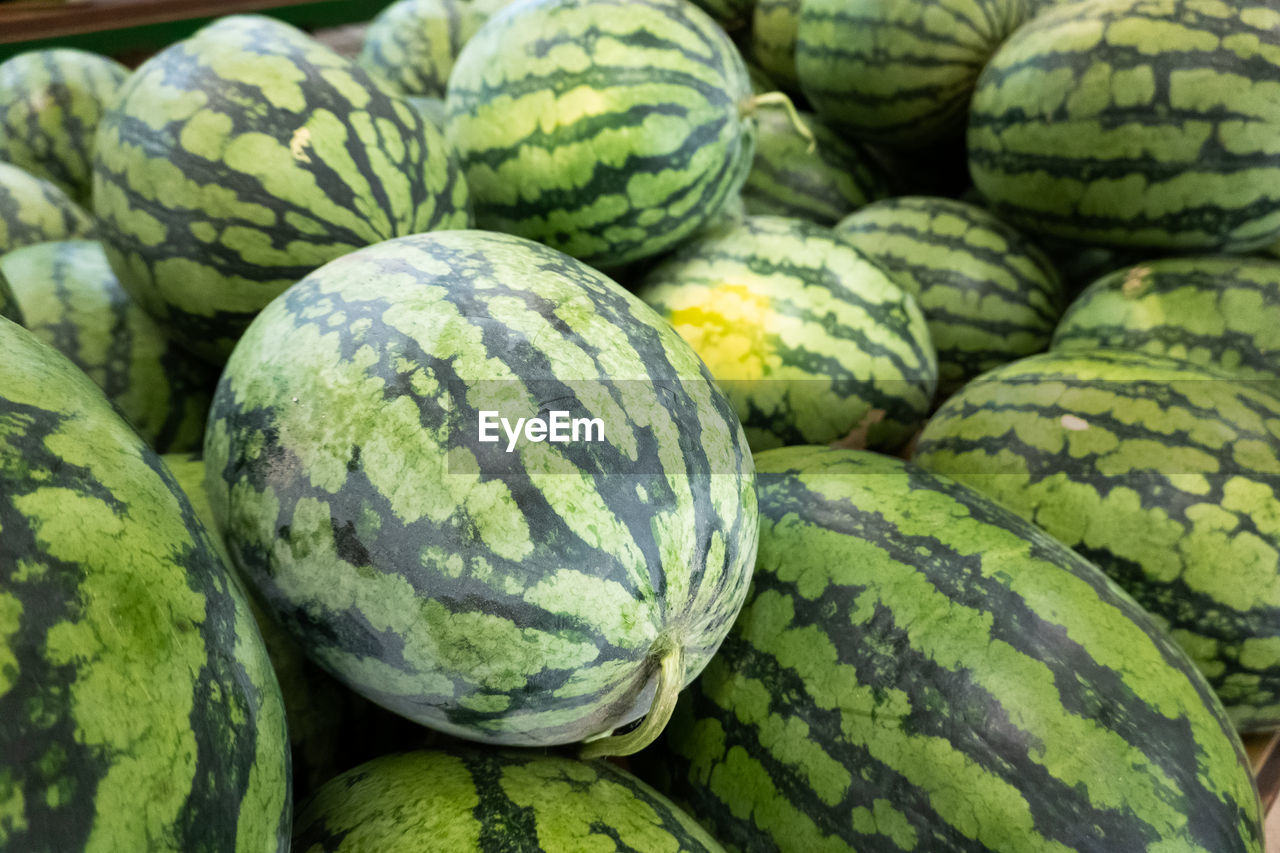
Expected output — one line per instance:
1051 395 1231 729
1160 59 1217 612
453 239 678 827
740 106 892 226
445 0 756 268
795 0 1041 147
751 0 801 91
0 240 216 453
357 0 496 98
835 196 1065 397
0 49 129 206
1052 256 1280 382
0 318 290 851
204 229 758 755
637 215 937 452
92 14 471 365
645 445 1263 852
0 160 97 253
294 748 725 852
969 0 1280 250
914 348 1280 732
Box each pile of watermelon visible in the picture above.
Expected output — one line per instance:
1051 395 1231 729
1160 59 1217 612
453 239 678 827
1 0 1277 848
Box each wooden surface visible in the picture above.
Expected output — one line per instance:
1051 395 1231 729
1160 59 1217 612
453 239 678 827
0 0 326 43
1245 732 1280 852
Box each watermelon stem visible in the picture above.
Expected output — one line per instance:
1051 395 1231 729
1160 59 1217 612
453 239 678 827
743 92 815 153
579 643 685 760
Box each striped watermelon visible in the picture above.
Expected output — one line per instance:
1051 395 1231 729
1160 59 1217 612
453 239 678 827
835 196 1065 397
795 0 1041 147
0 240 216 452
751 0 801 91
1053 256 1280 382
445 0 756 268
0 318 290 851
637 215 937 452
0 49 128 206
969 0 1280 250
741 106 892 226
914 348 1280 732
357 0 499 98
0 160 96 253
92 14 471 365
294 748 725 852
204 230 758 754
645 445 1263 852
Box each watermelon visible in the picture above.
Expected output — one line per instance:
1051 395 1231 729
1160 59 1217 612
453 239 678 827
294 748 726 852
203 229 758 755
914 348 1280 732
969 0 1280 251
0 240 216 453
751 0 801 91
795 0 1042 147
405 94 448 132
357 0 496 98
835 196 1065 397
637 215 937 452
92 14 471 365
0 318 290 851
740 105 892 226
445 0 756 269
1053 256 1280 382
0 49 129 206
0 160 97 254
644 445 1263 852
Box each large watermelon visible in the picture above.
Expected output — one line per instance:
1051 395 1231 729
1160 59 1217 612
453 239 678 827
637 215 937 452
0 318 290 851
0 160 96 253
914 348 1280 732
795 0 1043 147
969 0 1280 250
645 445 1263 852
835 195 1065 397
92 14 471 365
204 229 758 754
294 748 726 852
445 0 756 268
0 49 129 206
0 240 216 452
1052 256 1280 382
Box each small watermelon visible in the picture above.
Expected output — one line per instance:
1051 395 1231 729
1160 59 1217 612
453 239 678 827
0 48 129 205
0 160 96 253
637 215 937 452
294 748 726 852
645 445 1263 852
741 106 892 226
751 0 801 91
795 0 1042 147
0 318 290 851
446 0 756 268
1053 256 1280 382
92 14 471 365
357 0 499 98
0 240 216 452
969 0 1280 250
204 230 758 754
836 195 1065 397
915 348 1280 732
